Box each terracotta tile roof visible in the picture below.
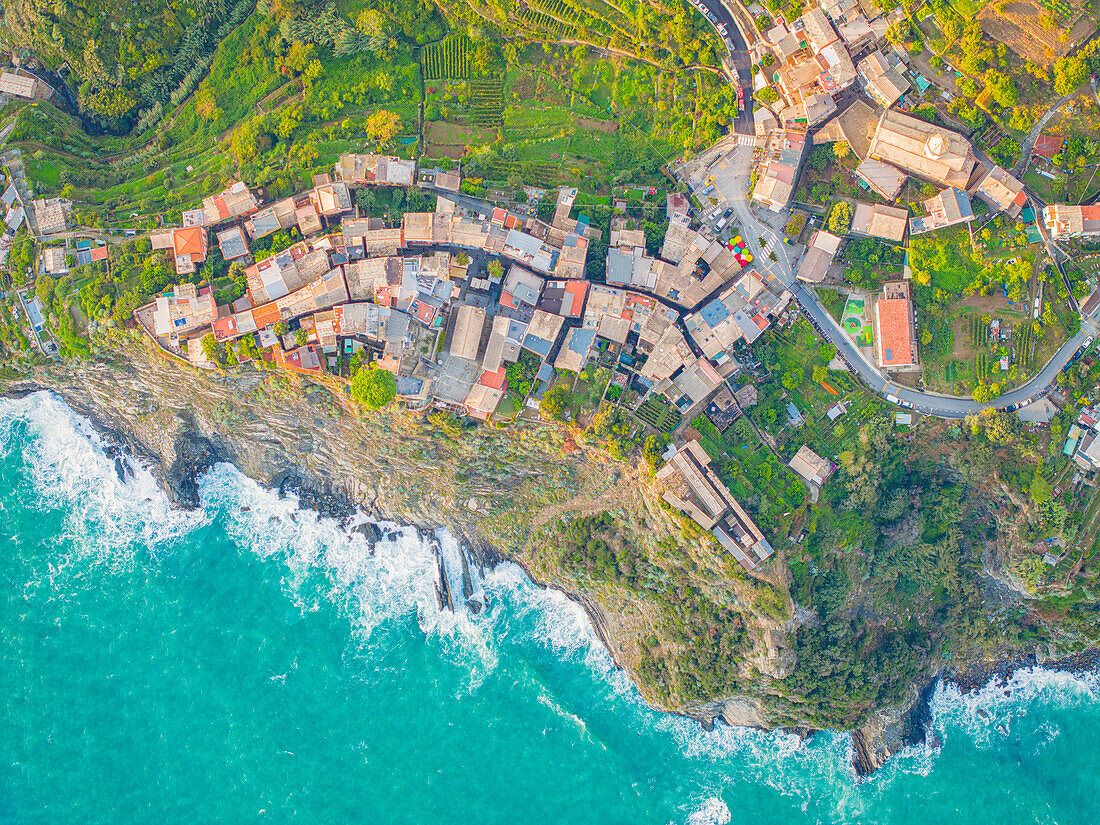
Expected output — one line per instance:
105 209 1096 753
251 301 282 328
478 366 507 390
172 227 206 260
1032 134 1063 159
563 280 588 316
877 296 913 366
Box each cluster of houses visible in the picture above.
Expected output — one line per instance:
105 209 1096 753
1064 405 1100 471
130 151 816 571
748 0 1032 245
716 2 1059 380
138 153 799 431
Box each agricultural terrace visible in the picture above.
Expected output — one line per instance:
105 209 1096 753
885 0 1100 139
429 44 740 199
910 226 1081 395
13 4 741 232
438 0 729 73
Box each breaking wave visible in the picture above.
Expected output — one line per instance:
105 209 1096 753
3 389 1100 824
0 391 205 564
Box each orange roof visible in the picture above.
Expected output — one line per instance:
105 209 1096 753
251 301 282 328
878 297 914 366
563 280 588 316
173 227 206 261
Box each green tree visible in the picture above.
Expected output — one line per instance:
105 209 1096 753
351 366 397 409
642 434 666 469
201 332 225 367
971 383 993 403
539 385 575 421
1053 55 1087 96
364 109 401 145
756 86 779 105
985 71 1017 108
827 201 852 235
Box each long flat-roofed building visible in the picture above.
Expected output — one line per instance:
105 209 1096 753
657 440 775 571
152 283 217 339
449 305 486 361
335 153 416 186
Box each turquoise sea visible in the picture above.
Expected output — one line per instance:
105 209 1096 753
0 391 1098 825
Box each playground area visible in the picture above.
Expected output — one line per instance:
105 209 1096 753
841 295 873 347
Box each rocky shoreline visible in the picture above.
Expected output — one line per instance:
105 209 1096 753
4 344 1099 778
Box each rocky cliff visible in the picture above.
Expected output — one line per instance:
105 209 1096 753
5 332 808 724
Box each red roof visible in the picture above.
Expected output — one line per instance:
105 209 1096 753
1033 134 1064 159
278 344 321 374
213 315 237 339
478 366 507 390
563 280 588 316
212 195 230 221
491 207 507 225
415 301 436 325
878 297 914 366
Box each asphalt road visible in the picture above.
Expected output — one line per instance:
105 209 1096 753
792 279 1097 418
682 143 1098 418
692 0 755 135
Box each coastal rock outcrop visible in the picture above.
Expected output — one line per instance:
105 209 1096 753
851 679 937 776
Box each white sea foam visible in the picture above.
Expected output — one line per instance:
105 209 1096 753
197 462 502 687
930 667 1100 749
0 391 205 561
685 796 731 825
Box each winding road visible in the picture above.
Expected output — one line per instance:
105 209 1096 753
681 140 1096 418
676 0 1098 418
